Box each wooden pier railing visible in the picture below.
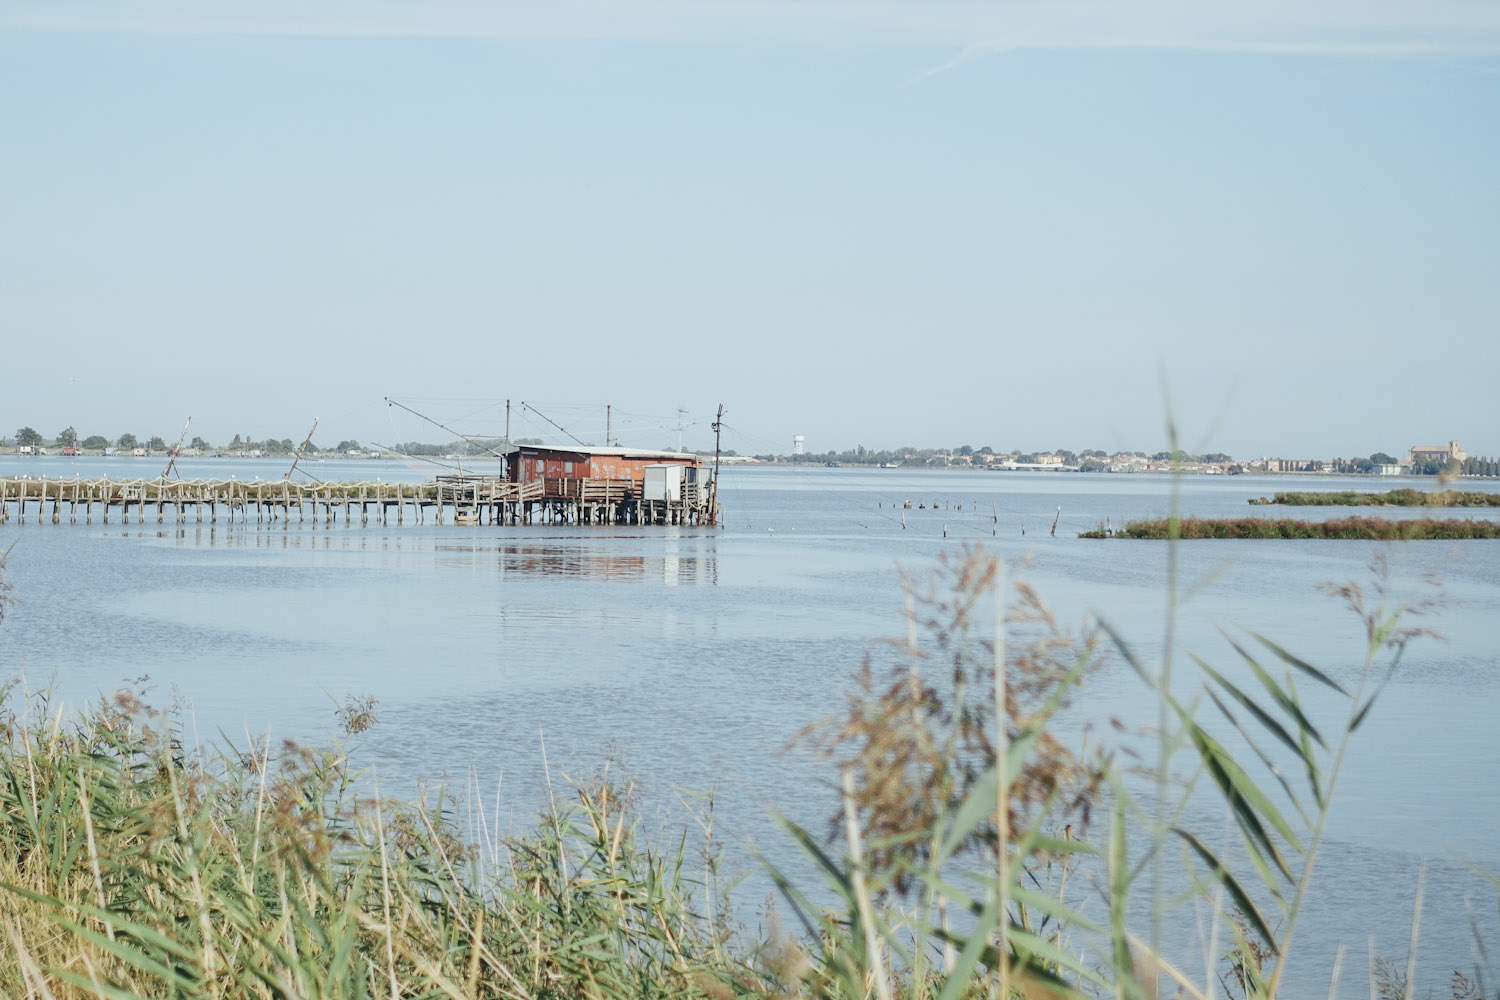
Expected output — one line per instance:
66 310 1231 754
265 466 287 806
0 475 716 527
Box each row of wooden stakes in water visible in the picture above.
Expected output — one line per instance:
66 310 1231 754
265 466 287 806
0 476 714 527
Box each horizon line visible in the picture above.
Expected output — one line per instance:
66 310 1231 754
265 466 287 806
6 1 1500 61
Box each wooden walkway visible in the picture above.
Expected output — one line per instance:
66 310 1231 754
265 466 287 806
0 475 716 527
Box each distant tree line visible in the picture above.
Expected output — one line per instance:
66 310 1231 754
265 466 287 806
4 426 542 458
1461 456 1500 477
388 437 537 457
9 426 1498 476
1392 455 1497 478
6 426 318 455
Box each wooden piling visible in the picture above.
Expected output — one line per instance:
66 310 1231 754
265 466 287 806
0 473 716 532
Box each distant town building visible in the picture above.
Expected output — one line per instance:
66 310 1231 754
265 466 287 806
1262 458 1320 473
1408 441 1467 467
793 435 804 455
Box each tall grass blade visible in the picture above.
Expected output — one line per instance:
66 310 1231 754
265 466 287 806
1172 827 1278 951
1222 635 1328 750
1192 651 1316 764
1184 718 1302 876
1248 633 1348 696
1201 686 1310 827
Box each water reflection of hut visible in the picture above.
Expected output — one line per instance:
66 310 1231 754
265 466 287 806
492 543 717 586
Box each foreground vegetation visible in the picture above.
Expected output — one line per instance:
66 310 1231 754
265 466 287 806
1250 489 1500 507
0 683 763 998
1082 515 1500 539
0 541 1488 998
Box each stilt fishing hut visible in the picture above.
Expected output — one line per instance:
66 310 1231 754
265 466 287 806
504 445 714 525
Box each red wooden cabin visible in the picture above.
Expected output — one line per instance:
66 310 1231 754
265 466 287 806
505 445 702 492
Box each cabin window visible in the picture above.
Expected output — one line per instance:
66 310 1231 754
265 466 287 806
564 461 574 474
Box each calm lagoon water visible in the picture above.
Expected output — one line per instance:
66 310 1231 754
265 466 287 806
2 456 1499 992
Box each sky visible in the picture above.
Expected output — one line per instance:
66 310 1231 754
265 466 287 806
2 1 1497 459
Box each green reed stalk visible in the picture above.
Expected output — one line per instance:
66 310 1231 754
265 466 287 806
993 556 1010 1000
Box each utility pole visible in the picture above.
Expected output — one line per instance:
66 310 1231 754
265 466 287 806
606 405 612 448
504 399 511 480
709 404 724 527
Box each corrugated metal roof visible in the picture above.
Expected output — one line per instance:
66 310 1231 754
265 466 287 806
512 445 700 461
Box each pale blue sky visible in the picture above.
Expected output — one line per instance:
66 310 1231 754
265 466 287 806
2 2 1497 458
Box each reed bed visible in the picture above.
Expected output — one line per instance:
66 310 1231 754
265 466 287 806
0 539 1487 999
1249 489 1500 507
1081 515 1500 539
0 679 761 999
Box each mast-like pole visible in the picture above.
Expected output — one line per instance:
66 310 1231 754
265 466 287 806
520 401 586 447
161 417 191 479
709 404 724 526
285 418 319 482
384 397 509 460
